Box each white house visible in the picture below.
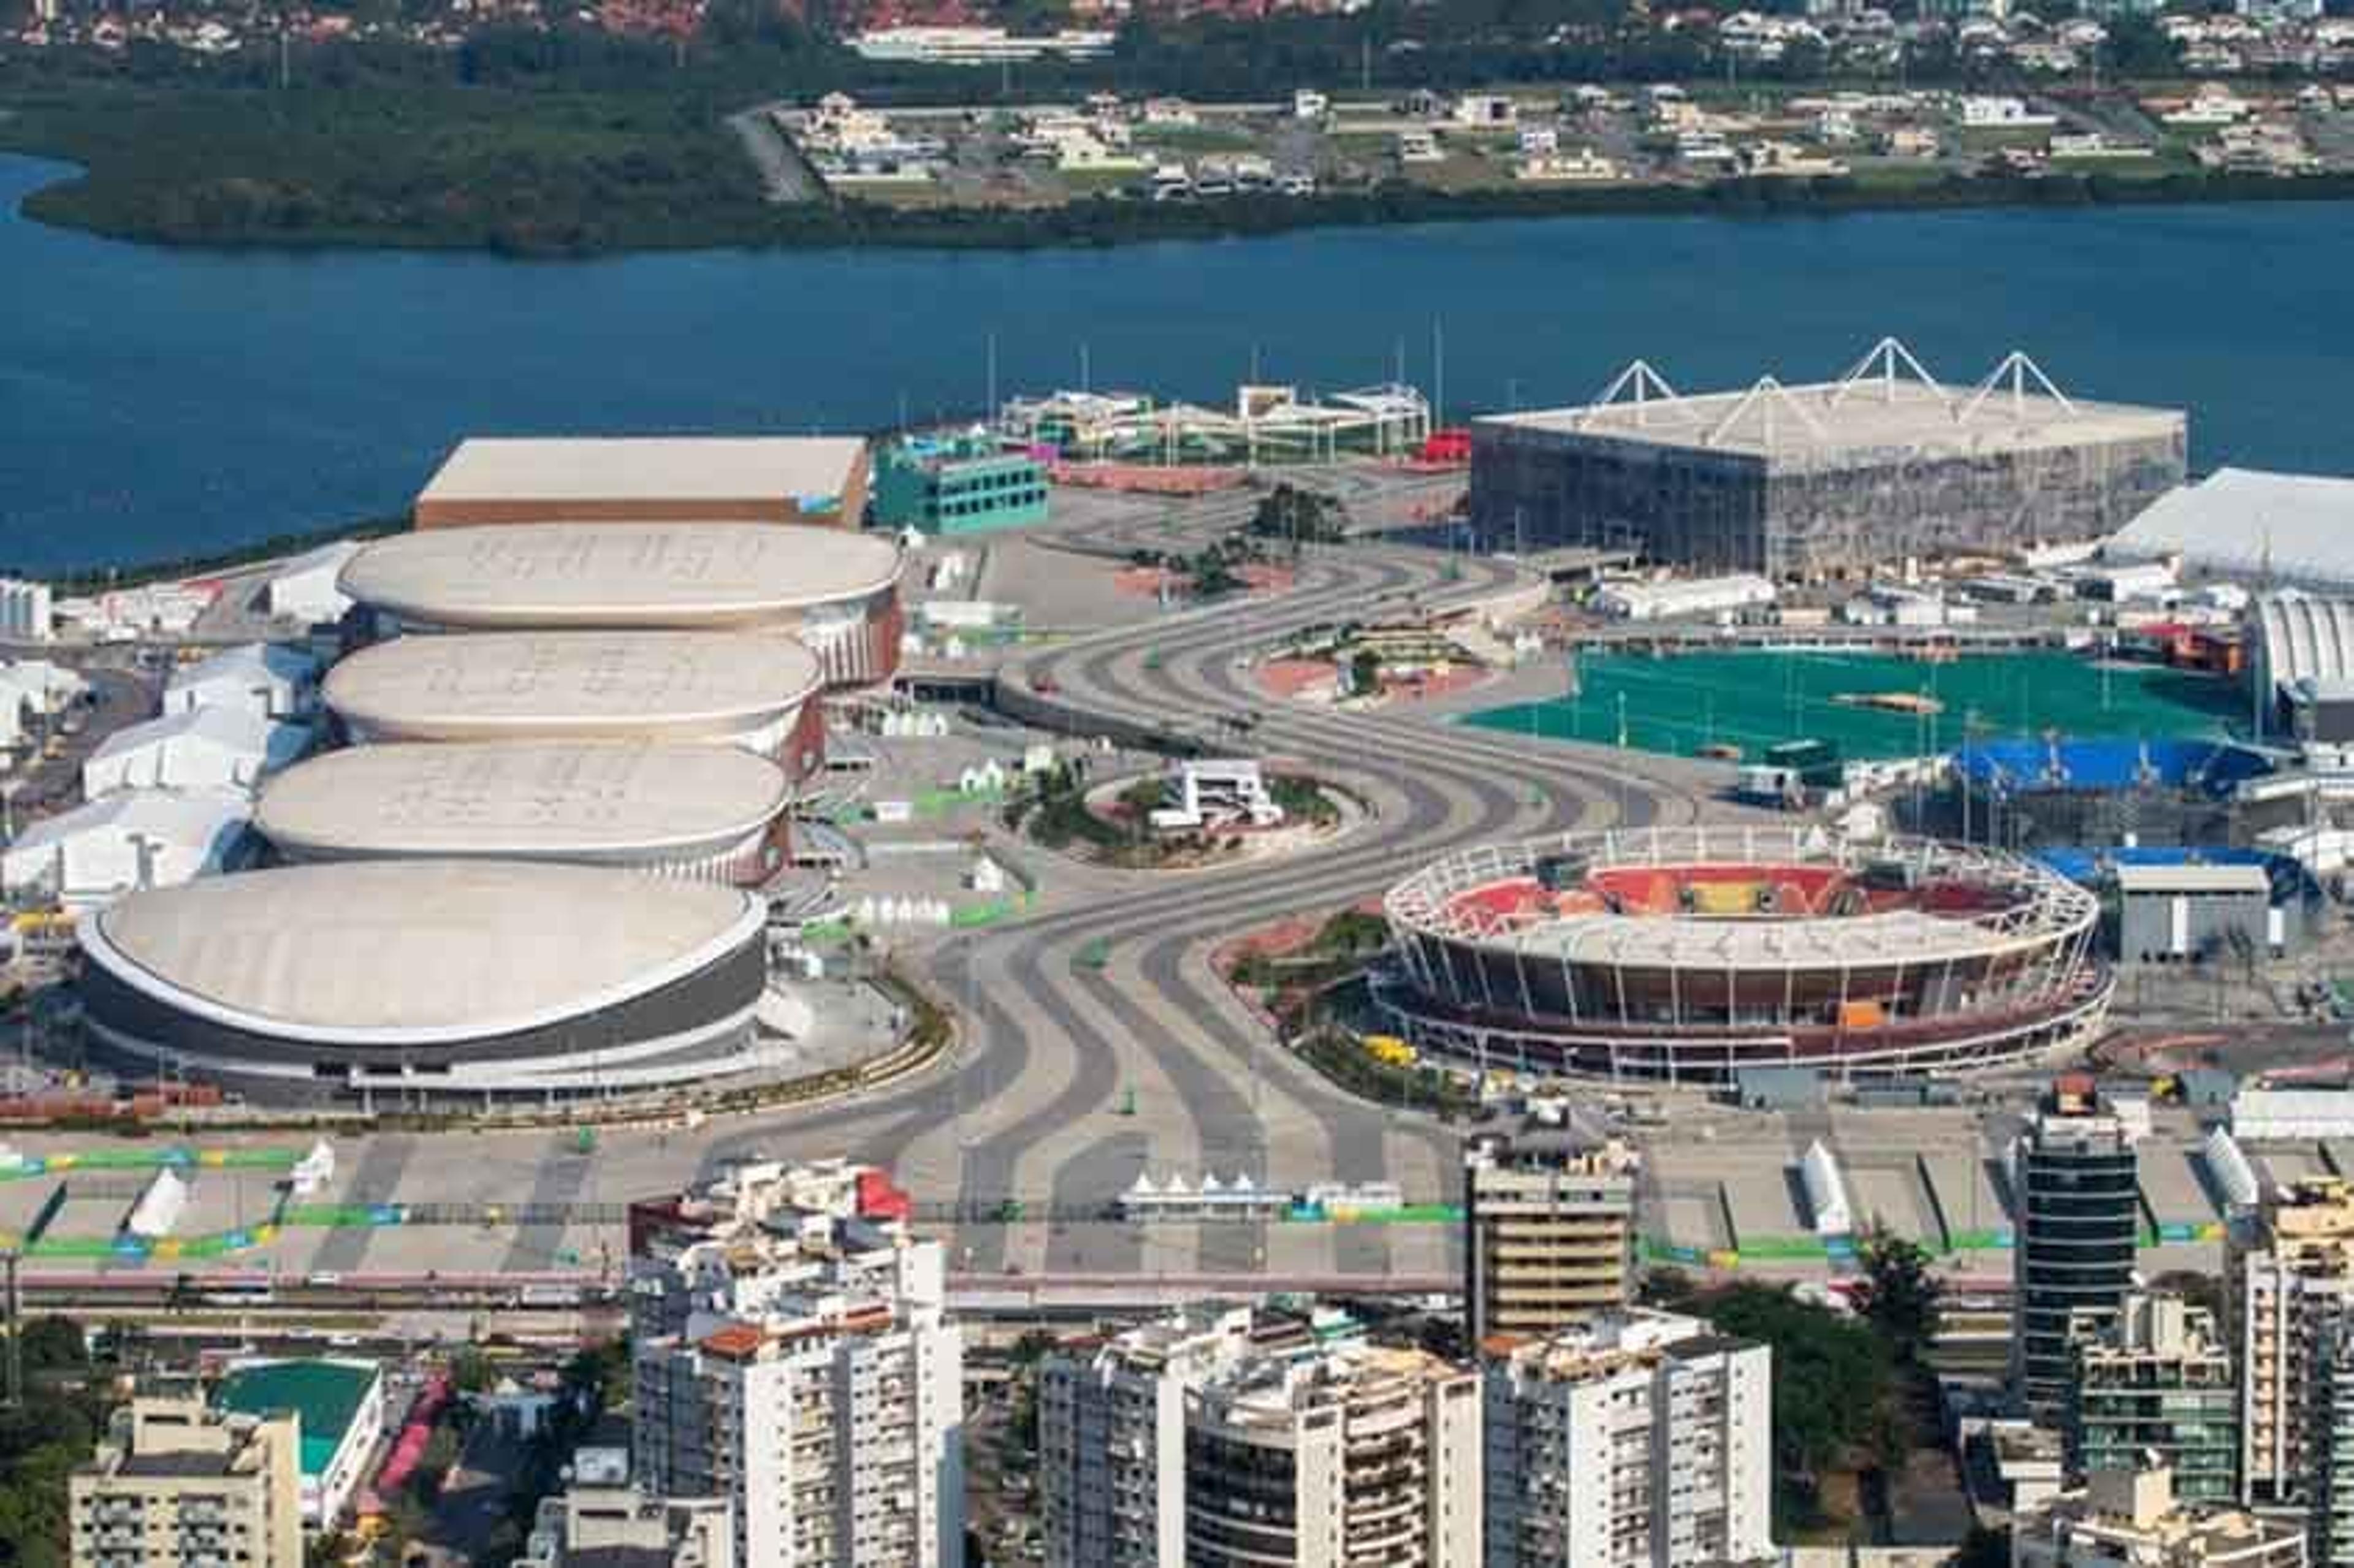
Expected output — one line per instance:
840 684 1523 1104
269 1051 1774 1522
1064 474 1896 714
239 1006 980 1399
264 540 364 625
82 706 310 797
164 642 322 721
1 788 251 910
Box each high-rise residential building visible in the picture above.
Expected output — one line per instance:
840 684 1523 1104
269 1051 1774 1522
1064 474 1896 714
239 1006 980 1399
1462 1109 1639 1345
2234 1177 2354 1505
516 1483 735 1568
2013 1464 2306 1568
627 1159 964 1568
1039 1304 1481 1568
70 1397 303 1568
1482 1309 1773 1568
2014 1076 2141 1422
2070 1293 2238 1504
2309 1317 2354 1568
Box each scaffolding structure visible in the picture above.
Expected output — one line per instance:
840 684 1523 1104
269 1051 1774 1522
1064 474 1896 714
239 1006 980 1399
1468 337 2186 579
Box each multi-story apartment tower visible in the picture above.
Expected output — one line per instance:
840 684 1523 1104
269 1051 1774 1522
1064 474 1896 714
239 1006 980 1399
70 1398 303 1568
627 1159 964 1568
2014 1076 2141 1423
2308 1317 2354 1568
2070 1293 2238 1504
1463 1109 1639 1344
2235 1177 2354 1506
1039 1305 1480 1568
1482 1309 1772 1568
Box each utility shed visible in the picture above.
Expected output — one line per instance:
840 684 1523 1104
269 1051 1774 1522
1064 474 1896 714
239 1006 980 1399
1732 1066 1824 1110
2114 862 2288 963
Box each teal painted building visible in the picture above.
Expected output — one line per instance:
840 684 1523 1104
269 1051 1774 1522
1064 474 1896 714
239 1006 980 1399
872 435 1048 536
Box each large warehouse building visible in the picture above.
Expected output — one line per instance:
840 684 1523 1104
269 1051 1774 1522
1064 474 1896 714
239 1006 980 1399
322 631 826 777
77 862 769 1098
255 742 794 884
413 438 869 530
1378 825 2109 1081
1468 341 2185 577
340 521 905 688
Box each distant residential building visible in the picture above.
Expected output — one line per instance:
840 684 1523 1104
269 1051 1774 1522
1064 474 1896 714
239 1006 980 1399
2014 1077 2141 1423
870 435 1048 536
627 1158 964 1567
847 25 1114 63
1462 1109 1639 1344
72 1396 303 1568
2014 1464 2306 1568
1038 1303 1480 1568
516 1483 734 1568
2070 1293 2239 1503
2234 1177 2354 1505
1484 1309 1773 1568
211 1358 386 1528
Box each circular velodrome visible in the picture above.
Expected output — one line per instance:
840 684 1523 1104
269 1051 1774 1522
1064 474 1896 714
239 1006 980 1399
254 742 793 883
78 862 769 1097
1379 825 2109 1081
323 631 824 770
339 522 905 687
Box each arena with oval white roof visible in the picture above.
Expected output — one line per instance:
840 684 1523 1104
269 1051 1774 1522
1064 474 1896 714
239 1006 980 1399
322 631 826 778
77 861 769 1097
254 742 794 884
1378 824 2109 1081
339 521 905 687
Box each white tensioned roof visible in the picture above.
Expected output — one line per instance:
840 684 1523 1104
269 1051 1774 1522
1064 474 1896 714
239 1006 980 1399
2109 468 2354 591
1385 826 2095 971
417 437 866 508
83 861 761 1041
340 522 904 628
7 788 250 859
254 742 789 859
323 631 820 737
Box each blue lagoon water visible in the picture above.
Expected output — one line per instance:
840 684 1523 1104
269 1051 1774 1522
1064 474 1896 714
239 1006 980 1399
2 150 2351 569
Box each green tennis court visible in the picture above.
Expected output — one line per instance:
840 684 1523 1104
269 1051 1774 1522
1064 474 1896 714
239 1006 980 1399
1464 649 2244 763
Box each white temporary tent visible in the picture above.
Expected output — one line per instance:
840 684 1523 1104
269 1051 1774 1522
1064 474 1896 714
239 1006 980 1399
2108 468 2354 592
163 641 323 721
1 788 251 909
82 706 308 797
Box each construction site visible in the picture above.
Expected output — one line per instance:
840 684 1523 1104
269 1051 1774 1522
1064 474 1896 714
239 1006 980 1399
1466 339 2187 576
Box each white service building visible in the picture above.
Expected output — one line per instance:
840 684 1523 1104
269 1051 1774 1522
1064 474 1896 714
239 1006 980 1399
0 788 252 911
82 707 311 797
263 541 365 626
164 642 323 721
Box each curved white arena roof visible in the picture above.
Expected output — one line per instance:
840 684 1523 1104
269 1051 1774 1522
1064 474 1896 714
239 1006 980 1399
255 742 790 861
2253 593 2354 690
340 522 903 628
84 861 762 1042
323 631 820 742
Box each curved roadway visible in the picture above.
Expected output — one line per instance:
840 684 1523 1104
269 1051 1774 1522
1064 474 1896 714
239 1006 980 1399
718 483 1726 1279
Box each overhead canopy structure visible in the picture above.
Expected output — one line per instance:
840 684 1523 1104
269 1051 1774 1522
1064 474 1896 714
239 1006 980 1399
999 382 1432 465
2107 468 2354 592
2251 593 2354 702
